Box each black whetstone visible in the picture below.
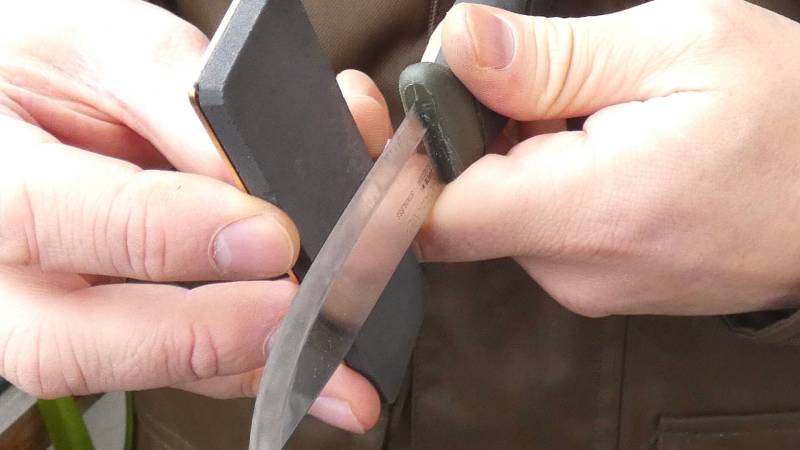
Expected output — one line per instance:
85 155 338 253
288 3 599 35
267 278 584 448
194 0 427 402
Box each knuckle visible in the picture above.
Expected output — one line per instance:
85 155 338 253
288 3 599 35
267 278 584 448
532 17 580 118
109 170 169 280
185 321 220 381
6 356 48 398
4 319 84 399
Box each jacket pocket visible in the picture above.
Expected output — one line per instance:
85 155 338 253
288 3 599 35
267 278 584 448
654 412 800 450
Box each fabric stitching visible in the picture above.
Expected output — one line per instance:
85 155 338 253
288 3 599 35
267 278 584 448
653 412 800 449
664 429 800 436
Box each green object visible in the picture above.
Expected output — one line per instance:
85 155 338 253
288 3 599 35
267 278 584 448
399 62 506 182
37 397 95 450
124 392 135 450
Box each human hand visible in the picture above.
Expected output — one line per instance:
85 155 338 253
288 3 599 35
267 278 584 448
413 0 800 317
0 0 382 433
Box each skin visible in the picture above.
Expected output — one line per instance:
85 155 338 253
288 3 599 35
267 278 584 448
406 0 800 318
0 0 383 433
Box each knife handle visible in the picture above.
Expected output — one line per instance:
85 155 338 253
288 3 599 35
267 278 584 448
399 62 505 182
399 0 527 182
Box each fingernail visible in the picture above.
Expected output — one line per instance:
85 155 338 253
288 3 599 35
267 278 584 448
212 215 293 278
308 396 366 434
262 313 287 358
463 6 516 69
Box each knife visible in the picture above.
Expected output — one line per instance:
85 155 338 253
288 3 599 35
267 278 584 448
251 1 529 448
192 0 431 404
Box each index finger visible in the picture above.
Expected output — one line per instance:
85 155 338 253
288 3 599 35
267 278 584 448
0 0 227 180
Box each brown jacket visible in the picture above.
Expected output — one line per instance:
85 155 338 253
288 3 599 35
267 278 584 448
135 1 800 449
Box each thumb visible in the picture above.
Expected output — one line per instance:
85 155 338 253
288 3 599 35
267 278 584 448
440 0 720 120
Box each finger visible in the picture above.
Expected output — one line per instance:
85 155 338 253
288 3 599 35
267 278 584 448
174 368 264 399
0 272 296 399
440 1 723 120
0 82 171 169
415 93 710 263
178 364 380 433
414 130 580 262
337 70 393 160
308 364 381 433
0 0 228 180
417 122 638 264
0 141 299 281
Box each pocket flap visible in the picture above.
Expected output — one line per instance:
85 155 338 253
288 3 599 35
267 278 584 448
655 412 800 450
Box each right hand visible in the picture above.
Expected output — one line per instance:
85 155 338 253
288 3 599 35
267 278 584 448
0 0 384 433
413 0 800 318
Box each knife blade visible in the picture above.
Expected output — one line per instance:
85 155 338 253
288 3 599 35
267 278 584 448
192 0 431 403
251 1 530 447
250 107 435 449
251 58 512 449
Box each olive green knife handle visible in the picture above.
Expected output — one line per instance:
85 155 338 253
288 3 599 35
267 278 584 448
399 62 506 183
399 0 529 182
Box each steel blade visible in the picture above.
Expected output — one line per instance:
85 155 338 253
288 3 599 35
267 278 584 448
250 108 443 449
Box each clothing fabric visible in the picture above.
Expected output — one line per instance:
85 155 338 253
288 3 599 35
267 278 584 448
135 1 800 449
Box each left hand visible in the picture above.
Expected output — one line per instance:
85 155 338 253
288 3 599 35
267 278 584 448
0 0 384 433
